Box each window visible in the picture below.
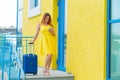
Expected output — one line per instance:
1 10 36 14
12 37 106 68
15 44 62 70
18 0 23 10
28 0 41 18
30 0 38 9
107 0 120 80
17 0 23 34
18 10 23 33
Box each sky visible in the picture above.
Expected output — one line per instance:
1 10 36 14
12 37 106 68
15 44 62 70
0 0 17 27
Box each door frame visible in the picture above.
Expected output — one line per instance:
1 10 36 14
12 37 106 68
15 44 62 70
58 0 66 71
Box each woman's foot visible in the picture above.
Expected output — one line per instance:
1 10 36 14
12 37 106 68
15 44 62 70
45 71 50 76
42 69 46 75
42 70 50 76
45 70 50 76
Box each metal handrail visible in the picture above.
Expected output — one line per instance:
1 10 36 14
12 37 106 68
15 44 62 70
0 34 34 80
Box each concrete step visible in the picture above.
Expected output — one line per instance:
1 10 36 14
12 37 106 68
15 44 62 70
25 67 74 80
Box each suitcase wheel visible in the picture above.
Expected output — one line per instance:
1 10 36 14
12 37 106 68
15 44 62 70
33 73 37 75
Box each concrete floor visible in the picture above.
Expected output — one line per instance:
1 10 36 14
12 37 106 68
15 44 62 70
25 66 74 80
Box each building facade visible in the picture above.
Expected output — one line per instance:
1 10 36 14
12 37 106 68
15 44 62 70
17 0 120 80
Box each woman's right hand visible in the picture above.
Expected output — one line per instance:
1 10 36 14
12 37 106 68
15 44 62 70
28 41 34 44
48 27 55 36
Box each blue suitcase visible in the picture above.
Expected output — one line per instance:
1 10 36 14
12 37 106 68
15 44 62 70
23 54 38 74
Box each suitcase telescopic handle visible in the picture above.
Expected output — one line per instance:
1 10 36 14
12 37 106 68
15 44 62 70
27 43 34 56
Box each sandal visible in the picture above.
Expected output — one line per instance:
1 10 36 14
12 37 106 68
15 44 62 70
42 69 46 75
45 70 50 76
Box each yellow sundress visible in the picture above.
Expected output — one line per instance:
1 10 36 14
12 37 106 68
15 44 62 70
39 24 56 56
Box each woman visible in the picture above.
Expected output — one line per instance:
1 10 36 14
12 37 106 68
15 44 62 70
29 13 56 76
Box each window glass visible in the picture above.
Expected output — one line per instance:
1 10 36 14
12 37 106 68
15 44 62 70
111 23 120 79
30 0 38 9
18 0 23 10
111 0 120 19
18 10 23 33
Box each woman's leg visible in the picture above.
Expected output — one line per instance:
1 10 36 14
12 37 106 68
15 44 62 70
43 55 49 74
46 54 52 73
43 54 52 75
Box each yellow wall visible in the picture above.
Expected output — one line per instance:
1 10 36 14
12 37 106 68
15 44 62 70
22 0 58 69
66 0 106 80
22 0 107 79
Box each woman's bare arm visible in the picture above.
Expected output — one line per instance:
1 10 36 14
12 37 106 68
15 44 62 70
29 24 40 44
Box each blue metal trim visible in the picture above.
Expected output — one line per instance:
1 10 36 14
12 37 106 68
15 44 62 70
1 37 6 80
16 0 19 51
2 47 5 80
18 69 21 80
16 0 18 35
26 39 28 53
58 65 66 71
8 44 12 80
107 0 111 80
0 36 33 38
108 19 120 23
58 0 66 71
106 22 111 80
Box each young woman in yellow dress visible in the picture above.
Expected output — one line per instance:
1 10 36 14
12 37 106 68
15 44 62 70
29 13 56 75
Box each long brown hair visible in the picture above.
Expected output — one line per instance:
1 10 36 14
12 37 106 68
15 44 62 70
41 13 53 27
